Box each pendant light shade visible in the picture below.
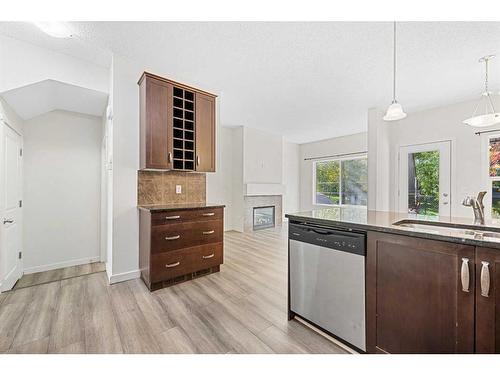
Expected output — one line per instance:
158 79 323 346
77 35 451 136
383 101 407 121
384 21 407 122
463 55 500 128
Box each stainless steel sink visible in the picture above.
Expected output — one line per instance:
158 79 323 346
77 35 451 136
393 219 500 240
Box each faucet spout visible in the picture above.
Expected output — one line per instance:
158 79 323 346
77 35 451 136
463 191 487 225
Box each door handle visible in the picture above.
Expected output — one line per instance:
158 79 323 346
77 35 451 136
202 253 215 259
3 219 14 225
202 230 215 235
481 261 490 297
196 155 200 166
202 212 215 217
168 152 173 163
443 193 449 197
461 258 470 293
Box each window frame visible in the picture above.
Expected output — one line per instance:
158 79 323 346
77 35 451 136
312 153 368 208
484 133 500 221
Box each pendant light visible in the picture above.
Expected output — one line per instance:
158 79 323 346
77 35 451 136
383 21 407 121
463 55 500 127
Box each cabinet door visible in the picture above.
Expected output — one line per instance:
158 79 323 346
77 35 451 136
366 232 475 353
475 247 500 353
143 78 173 169
195 93 216 172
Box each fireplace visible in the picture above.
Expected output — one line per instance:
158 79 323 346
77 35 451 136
253 206 275 230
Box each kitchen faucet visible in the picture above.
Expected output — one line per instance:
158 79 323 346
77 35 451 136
462 191 487 225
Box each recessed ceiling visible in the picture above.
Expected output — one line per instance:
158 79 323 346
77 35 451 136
1 22 500 143
1 79 108 120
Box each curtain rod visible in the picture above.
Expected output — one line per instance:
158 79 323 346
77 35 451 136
304 151 368 161
475 128 500 136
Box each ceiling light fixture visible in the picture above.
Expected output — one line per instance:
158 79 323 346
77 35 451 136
33 21 73 38
463 55 500 128
383 21 407 122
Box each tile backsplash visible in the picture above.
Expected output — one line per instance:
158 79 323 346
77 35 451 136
138 170 206 205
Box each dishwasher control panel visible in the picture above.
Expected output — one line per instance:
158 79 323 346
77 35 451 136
289 222 366 256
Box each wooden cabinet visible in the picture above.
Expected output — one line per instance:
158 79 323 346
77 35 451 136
366 231 475 354
139 206 224 291
139 72 216 172
475 247 500 353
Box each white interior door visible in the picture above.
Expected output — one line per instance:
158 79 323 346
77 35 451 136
1 124 23 291
398 141 451 217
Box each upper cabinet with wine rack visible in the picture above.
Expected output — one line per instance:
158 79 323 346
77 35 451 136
139 72 216 172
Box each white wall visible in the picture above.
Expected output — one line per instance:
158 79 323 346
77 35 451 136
0 35 109 94
243 127 284 184
299 133 368 212
368 97 500 218
22 110 102 273
283 141 300 215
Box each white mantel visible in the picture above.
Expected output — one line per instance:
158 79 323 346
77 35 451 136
244 183 285 196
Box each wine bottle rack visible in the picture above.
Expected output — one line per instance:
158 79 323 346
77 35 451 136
172 86 196 170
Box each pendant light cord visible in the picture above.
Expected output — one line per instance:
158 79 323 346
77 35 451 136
393 21 397 103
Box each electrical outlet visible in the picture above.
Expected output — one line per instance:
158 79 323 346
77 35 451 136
176 185 182 194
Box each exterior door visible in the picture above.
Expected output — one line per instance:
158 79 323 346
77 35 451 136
1 123 23 291
398 141 451 217
366 232 475 353
475 246 500 353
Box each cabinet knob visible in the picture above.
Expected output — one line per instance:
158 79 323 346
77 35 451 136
196 155 200 166
168 152 173 163
202 230 215 235
202 253 215 259
165 215 180 220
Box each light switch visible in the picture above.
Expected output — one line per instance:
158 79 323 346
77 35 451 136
176 185 182 194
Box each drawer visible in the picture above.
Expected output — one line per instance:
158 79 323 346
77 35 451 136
152 207 223 226
150 243 223 282
151 219 223 253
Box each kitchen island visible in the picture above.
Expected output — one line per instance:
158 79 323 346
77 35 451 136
286 207 500 354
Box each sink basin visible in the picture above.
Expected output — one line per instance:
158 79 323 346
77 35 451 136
393 219 500 240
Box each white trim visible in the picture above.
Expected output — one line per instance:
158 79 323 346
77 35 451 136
1 263 22 291
23 256 100 274
108 269 140 284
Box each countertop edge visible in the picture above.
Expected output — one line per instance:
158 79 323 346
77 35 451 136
286 213 500 250
138 204 226 212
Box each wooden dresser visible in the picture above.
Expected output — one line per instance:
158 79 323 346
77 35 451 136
139 204 224 291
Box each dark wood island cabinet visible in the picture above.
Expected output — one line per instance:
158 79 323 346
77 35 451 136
367 231 500 354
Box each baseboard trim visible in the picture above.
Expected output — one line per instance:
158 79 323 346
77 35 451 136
108 269 140 284
24 256 101 275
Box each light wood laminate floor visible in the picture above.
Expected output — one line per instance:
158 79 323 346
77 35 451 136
13 262 106 290
0 226 347 354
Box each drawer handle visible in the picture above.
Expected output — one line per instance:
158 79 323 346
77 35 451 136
481 261 490 297
202 253 215 259
202 212 215 217
165 215 180 220
461 258 470 293
202 230 215 235
165 261 180 268
165 235 180 241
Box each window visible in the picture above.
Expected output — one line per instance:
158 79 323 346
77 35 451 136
489 137 500 218
314 156 368 207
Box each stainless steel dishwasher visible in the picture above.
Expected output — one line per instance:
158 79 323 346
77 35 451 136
288 221 366 352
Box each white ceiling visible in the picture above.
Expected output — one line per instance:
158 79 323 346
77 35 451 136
1 22 500 143
1 79 108 120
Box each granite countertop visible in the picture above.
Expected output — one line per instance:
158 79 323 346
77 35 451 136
138 203 225 212
286 207 500 249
